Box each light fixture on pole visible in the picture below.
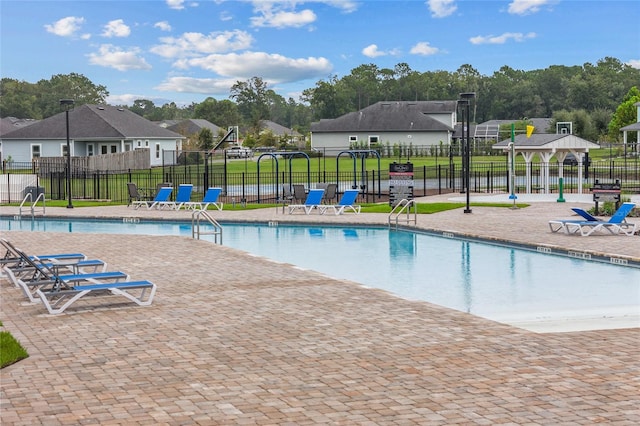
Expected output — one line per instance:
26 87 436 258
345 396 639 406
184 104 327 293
458 92 475 214
60 99 75 209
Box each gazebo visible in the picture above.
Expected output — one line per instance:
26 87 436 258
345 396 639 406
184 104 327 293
619 101 640 155
493 133 600 194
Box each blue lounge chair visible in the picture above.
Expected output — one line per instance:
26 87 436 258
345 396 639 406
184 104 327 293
11 246 155 314
563 202 637 236
548 207 601 233
148 186 174 210
320 190 361 215
173 184 194 210
186 187 223 211
287 189 325 214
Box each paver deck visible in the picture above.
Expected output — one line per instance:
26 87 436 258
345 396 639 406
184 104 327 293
1 195 638 425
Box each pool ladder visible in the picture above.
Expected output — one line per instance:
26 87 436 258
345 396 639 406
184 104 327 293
18 192 46 219
191 209 223 244
388 199 417 229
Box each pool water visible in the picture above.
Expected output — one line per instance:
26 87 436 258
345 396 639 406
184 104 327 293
2 217 639 323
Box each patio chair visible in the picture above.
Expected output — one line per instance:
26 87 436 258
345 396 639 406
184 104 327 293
319 190 361 215
548 208 600 233
293 184 307 203
127 182 153 208
562 202 637 236
287 189 325 214
323 183 337 204
173 184 194 210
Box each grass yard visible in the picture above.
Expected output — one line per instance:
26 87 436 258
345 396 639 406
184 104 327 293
0 321 29 368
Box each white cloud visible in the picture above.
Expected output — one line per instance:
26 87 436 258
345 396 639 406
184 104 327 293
627 59 640 69
410 41 440 56
427 0 457 18
102 19 131 38
150 30 254 58
44 16 85 37
470 32 536 45
154 21 172 32
88 44 152 71
251 8 317 28
177 51 333 83
362 44 385 58
166 0 185 10
508 0 552 15
155 77 237 95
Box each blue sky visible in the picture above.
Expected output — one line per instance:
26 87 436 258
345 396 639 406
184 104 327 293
1 0 639 107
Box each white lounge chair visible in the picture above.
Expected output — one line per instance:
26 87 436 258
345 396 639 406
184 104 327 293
320 190 361 215
562 203 637 236
186 187 223 211
10 246 156 314
548 208 600 233
287 189 325 214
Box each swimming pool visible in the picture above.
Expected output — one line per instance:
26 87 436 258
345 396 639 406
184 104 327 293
2 217 639 326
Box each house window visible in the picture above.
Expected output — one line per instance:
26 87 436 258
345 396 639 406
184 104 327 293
155 143 160 159
87 145 94 156
111 145 117 153
61 144 69 156
101 145 108 155
124 143 131 152
349 135 358 144
31 144 41 159
368 135 379 147
145 140 149 147
137 140 141 147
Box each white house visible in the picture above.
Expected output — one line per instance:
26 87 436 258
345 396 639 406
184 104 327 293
310 100 457 154
0 104 184 167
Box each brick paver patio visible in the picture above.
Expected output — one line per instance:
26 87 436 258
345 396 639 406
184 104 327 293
1 196 638 425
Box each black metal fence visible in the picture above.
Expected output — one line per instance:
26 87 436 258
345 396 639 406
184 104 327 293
2 157 639 205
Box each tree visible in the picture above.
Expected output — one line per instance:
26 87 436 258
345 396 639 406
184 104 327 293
36 73 109 117
608 86 640 142
197 128 214 151
230 77 270 132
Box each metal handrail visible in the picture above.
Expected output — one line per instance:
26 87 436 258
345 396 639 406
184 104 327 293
18 192 46 219
388 199 417 229
191 209 223 244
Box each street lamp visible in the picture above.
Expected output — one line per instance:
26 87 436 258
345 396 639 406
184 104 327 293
60 99 75 208
458 92 475 214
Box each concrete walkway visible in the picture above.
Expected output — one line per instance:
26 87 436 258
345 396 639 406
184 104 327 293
1 195 639 425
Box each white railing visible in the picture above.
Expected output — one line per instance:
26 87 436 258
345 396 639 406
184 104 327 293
388 199 417 229
191 209 223 244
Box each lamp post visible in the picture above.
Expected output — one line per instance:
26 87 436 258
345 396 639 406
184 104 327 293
60 99 75 208
458 92 475 214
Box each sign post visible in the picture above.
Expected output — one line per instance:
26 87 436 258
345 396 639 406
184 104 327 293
389 162 414 206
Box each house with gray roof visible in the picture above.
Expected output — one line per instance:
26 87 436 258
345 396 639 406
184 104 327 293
310 101 457 154
1 104 184 167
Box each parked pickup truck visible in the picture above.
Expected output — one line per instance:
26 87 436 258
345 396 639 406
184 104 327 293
226 146 253 158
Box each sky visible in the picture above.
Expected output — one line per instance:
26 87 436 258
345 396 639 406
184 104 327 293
1 0 639 107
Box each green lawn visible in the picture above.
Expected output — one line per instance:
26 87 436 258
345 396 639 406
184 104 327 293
0 321 29 368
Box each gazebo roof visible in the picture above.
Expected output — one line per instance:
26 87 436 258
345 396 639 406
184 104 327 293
492 133 599 152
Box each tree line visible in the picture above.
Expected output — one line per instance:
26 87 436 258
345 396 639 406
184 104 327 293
1 56 639 142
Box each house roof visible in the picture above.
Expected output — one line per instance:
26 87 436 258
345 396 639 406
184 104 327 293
310 101 456 133
166 119 223 136
493 133 600 150
1 104 183 140
0 117 39 137
477 118 552 134
260 120 302 136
